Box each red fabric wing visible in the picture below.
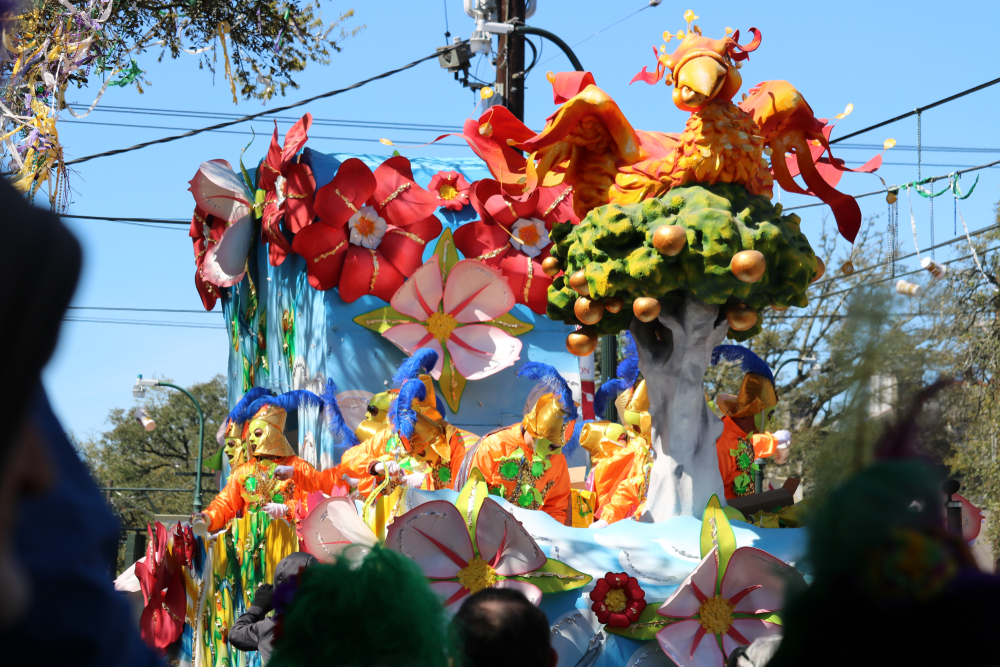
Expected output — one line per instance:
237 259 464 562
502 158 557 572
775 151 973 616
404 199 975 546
283 162 317 233
536 182 579 224
281 113 313 165
259 124 283 191
314 158 377 226
552 71 596 104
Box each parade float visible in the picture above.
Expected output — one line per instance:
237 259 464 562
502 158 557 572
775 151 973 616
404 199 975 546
135 11 917 667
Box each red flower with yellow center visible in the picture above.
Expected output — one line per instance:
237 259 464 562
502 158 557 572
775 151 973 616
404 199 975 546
590 572 647 627
428 170 470 211
259 114 317 266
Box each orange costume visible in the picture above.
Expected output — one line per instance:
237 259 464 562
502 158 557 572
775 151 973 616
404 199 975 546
597 442 654 524
203 455 316 532
715 416 777 500
339 421 466 497
465 423 571 524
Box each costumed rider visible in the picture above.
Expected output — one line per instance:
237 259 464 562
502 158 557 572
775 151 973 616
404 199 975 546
195 382 351 532
457 362 577 525
587 334 657 526
339 349 468 495
710 345 789 500
219 387 273 471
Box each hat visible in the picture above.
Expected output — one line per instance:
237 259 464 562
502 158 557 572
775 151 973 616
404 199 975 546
388 379 446 453
518 362 578 448
711 345 777 419
594 333 651 438
242 383 358 458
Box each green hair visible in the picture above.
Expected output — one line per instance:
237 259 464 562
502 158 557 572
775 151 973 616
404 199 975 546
268 546 452 667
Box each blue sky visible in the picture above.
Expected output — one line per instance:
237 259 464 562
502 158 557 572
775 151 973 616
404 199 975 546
46 0 1000 438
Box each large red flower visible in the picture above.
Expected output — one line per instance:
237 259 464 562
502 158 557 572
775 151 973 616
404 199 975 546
453 178 578 314
590 572 646 628
259 113 317 266
291 155 442 302
135 522 187 651
189 207 225 310
428 170 470 210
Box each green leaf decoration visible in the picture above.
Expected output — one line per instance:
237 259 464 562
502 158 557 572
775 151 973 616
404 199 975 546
722 506 746 523
352 305 418 334
244 477 258 493
438 467 451 483
750 611 782 625
487 312 534 337
530 460 544 477
517 492 534 508
432 228 461 280
604 602 676 641
242 354 253 392
238 129 257 194
456 471 488 555
204 449 224 471
513 559 592 594
438 351 468 412
499 461 519 480
700 496 737 594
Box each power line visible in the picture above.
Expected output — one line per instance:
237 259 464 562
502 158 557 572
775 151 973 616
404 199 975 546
809 224 1000 290
60 119 467 148
829 75 1000 144
63 317 225 330
70 104 464 133
9 41 470 174
783 158 1000 212
539 3 652 66
68 306 218 314
836 143 1000 154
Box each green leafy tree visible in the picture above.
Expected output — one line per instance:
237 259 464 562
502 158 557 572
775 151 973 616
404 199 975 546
78 375 228 530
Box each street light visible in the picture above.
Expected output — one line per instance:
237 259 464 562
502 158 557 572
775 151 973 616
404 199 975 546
132 374 207 514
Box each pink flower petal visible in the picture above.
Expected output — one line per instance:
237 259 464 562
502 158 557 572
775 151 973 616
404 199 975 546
656 619 723 667
658 548 720 619
381 325 445 379
446 324 522 381
429 581 469 608
720 547 797 615
187 159 250 223
474 498 546 576
721 619 781 656
391 258 444 321
385 500 475 578
495 580 543 606
442 259 516 323
201 215 253 287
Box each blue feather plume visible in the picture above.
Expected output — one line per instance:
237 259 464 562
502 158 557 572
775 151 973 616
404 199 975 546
239 389 325 423
227 387 273 424
517 362 578 422
594 379 629 420
562 419 584 458
711 345 774 384
389 379 426 440
435 393 446 416
320 379 359 447
616 332 640 385
391 349 439 388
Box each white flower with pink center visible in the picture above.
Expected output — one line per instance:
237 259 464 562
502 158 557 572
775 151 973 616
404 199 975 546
509 218 550 258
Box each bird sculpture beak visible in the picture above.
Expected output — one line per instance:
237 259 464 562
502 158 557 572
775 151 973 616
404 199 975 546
674 54 727 109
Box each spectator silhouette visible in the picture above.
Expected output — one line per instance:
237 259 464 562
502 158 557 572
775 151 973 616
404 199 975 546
451 588 556 667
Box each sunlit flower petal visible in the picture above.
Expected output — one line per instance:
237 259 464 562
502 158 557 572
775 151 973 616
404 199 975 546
446 324 522 380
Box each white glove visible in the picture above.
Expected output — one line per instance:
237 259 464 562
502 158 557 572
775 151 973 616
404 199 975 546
589 519 609 530
774 430 792 447
374 460 402 476
402 472 426 488
274 465 294 480
263 503 289 520
191 513 208 538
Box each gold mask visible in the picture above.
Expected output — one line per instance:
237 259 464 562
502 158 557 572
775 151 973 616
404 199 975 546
615 379 652 439
715 373 778 420
246 404 296 458
523 393 573 446
580 421 629 466
223 419 248 469
405 412 446 456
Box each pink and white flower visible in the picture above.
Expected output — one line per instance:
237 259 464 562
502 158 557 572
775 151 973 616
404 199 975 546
386 497 546 608
382 257 522 381
655 547 797 667
188 159 254 288
348 205 388 249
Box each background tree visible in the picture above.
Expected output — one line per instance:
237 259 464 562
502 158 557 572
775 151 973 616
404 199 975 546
78 375 228 531
2 0 361 207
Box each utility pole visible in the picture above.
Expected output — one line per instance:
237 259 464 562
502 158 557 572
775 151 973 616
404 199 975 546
496 0 526 120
